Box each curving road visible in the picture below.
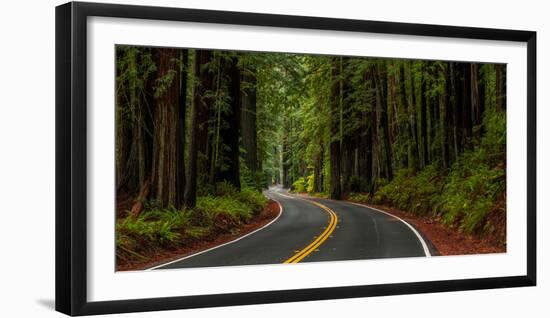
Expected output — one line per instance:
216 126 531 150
151 186 434 270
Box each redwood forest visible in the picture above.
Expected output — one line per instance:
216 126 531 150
115 46 507 270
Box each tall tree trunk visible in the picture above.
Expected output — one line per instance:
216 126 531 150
357 109 367 192
341 58 354 193
175 49 188 207
495 64 506 112
313 143 324 193
388 62 398 147
359 71 373 192
184 49 214 208
371 71 381 188
128 48 142 193
440 64 449 170
398 62 410 169
209 55 223 184
215 56 241 189
241 64 258 172
329 57 342 199
407 61 419 171
454 63 464 156
420 63 429 167
470 63 481 135
341 140 354 193
462 63 473 149
448 62 459 163
115 47 131 192
365 119 374 192
375 62 393 181
430 66 439 165
478 64 486 138
282 133 290 188
150 48 184 208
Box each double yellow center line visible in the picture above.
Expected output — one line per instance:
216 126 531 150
284 200 338 264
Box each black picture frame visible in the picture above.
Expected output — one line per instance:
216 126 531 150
55 1 537 316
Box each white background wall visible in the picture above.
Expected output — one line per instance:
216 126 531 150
0 0 547 316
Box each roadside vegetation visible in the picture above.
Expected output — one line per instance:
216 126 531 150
116 183 267 265
347 108 506 244
292 109 506 246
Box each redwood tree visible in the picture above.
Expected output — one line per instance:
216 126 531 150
241 64 258 173
184 50 214 208
150 48 186 208
215 56 242 189
329 57 342 200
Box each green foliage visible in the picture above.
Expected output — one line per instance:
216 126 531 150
292 177 307 193
213 181 239 197
256 53 308 189
438 110 506 233
153 69 177 98
240 165 268 191
309 192 329 199
116 183 268 263
306 174 315 193
196 195 253 223
116 207 190 256
348 192 371 204
371 111 506 234
198 182 268 222
438 152 505 233
234 187 268 215
373 166 442 215
481 109 506 158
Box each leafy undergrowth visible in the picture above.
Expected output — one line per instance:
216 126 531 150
291 177 307 193
351 111 506 246
116 182 268 266
309 192 329 199
291 176 328 197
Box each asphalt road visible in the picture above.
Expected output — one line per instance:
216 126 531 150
152 187 432 270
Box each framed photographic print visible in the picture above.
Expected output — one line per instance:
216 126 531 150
55 1 536 316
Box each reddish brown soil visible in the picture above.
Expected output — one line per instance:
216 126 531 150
116 200 281 271
360 203 506 255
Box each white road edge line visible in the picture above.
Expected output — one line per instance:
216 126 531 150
145 196 284 270
348 202 432 257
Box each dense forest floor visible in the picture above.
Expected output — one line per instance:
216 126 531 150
117 199 279 271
